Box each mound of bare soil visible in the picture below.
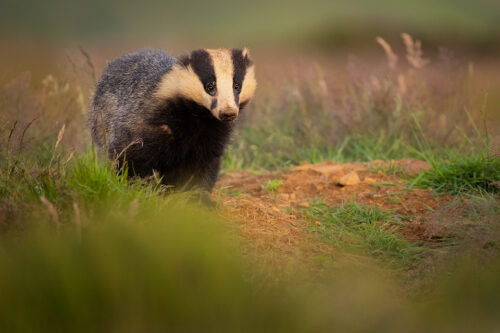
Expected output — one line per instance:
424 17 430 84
215 160 452 269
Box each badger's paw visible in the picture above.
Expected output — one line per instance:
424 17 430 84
187 190 217 210
200 192 217 209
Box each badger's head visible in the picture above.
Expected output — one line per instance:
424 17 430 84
155 48 256 122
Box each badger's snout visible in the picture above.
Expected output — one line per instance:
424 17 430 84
218 108 238 122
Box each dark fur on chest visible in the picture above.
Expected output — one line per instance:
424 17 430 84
119 98 234 190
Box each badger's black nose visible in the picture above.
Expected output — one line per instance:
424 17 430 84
219 109 238 122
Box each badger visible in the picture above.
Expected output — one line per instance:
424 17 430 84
89 48 256 193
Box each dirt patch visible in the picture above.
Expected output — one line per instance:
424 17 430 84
215 160 452 266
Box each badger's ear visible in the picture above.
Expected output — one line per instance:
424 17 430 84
241 48 253 66
242 48 250 58
178 54 190 67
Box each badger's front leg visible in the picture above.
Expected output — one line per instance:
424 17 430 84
184 156 222 207
199 156 222 192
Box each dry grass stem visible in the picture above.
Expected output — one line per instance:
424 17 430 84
402 33 430 69
376 37 398 70
40 197 59 226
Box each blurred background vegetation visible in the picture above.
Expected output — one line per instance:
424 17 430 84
1 0 499 331
1 0 499 50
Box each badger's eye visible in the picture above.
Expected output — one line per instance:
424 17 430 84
205 81 216 95
233 82 240 92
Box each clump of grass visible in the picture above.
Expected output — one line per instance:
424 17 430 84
229 188 244 196
369 161 406 176
321 201 393 225
413 154 500 195
0 141 182 231
303 200 424 266
261 179 283 193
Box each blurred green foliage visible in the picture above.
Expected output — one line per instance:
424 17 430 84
1 0 499 50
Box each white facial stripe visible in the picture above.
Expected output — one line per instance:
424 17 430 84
207 49 237 111
240 64 256 104
154 64 212 108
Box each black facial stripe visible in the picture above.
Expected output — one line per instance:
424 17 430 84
189 49 216 90
178 54 190 67
231 49 249 103
210 98 217 110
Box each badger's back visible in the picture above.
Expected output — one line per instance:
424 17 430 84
89 49 177 149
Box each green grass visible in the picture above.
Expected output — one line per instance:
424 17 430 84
0 146 192 231
261 179 283 193
412 154 500 195
369 162 406 177
303 200 425 266
229 188 244 196
224 131 423 171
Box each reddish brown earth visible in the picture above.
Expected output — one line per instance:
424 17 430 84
215 159 452 268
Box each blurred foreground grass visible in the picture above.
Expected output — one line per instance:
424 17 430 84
0 149 499 331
